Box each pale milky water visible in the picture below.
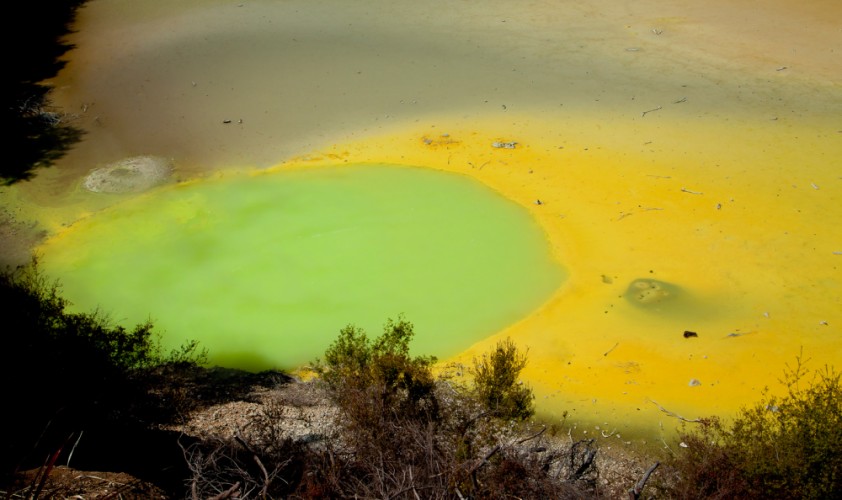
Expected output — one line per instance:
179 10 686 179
3 0 841 438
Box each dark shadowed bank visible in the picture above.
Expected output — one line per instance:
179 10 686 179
0 263 213 493
3 0 86 185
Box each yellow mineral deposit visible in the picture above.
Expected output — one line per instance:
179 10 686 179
3 0 840 441
283 110 841 438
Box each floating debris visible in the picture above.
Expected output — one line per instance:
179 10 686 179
688 378 702 387
492 141 517 149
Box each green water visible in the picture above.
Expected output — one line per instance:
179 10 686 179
40 164 565 370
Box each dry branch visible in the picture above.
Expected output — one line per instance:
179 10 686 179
628 462 660 500
648 399 703 423
208 481 241 500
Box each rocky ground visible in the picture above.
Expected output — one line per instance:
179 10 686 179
9 372 664 499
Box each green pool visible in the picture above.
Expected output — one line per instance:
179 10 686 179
40 164 565 370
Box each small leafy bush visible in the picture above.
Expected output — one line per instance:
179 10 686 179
668 353 842 499
318 315 439 424
472 337 535 421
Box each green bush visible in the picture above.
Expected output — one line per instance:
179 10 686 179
318 315 438 424
472 337 535 421
668 354 842 499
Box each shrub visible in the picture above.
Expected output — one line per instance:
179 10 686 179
472 337 535 421
187 321 599 498
318 315 439 424
668 353 842 499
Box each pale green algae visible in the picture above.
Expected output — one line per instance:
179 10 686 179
39 164 565 370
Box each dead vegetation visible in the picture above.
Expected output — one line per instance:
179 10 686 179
173 318 661 499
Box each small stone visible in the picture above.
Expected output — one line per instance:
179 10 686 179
688 378 702 387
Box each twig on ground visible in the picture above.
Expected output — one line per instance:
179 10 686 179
516 426 547 445
628 462 660 500
604 343 620 356
725 331 756 338
641 106 662 117
648 399 702 423
569 439 597 480
470 445 502 475
208 481 240 500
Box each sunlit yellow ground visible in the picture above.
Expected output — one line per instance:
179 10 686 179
276 112 841 438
